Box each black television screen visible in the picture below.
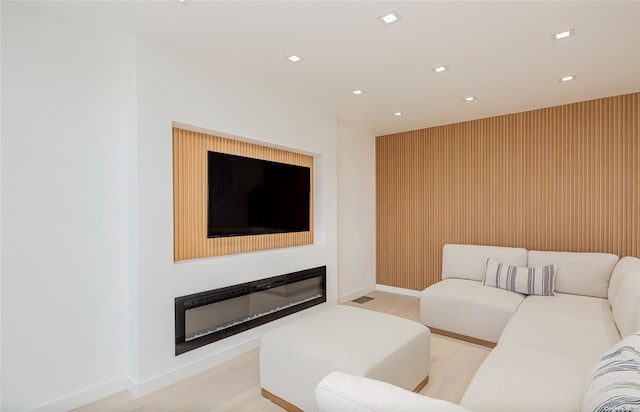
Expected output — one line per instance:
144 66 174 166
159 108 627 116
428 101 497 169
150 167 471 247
207 151 311 238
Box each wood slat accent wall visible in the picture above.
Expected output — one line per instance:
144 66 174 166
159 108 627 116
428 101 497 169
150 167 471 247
376 93 640 290
173 127 313 261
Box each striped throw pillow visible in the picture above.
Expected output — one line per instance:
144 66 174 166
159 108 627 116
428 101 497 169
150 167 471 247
483 258 556 296
583 332 640 412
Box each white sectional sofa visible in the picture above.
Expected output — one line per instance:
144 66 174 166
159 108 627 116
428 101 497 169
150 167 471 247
315 244 640 412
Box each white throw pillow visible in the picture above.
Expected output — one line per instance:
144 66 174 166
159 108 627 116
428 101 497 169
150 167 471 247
483 258 556 296
583 331 640 412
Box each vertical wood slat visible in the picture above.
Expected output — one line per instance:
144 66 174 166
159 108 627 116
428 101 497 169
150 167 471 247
376 92 640 291
173 127 314 261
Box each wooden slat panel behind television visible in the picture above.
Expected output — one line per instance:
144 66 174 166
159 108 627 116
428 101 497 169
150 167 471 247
376 92 640 291
173 127 314 261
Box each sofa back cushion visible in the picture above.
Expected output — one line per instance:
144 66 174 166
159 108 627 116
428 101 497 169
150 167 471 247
608 256 640 302
608 256 640 338
442 244 528 281
528 251 619 298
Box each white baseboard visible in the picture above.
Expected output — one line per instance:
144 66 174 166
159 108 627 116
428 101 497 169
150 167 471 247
376 284 422 297
31 377 129 412
29 339 263 410
338 285 376 303
29 304 329 410
128 304 330 398
129 338 261 398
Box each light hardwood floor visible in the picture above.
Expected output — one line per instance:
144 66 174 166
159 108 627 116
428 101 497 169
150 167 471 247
75 291 490 411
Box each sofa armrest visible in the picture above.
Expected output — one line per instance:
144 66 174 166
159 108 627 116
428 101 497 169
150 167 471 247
315 371 472 412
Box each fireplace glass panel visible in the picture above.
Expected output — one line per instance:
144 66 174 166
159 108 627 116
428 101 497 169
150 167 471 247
185 294 250 341
249 276 323 317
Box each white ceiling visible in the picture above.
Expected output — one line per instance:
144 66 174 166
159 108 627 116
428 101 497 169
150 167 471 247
21 1 640 136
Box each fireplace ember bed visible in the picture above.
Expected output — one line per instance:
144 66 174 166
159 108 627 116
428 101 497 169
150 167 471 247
175 266 326 355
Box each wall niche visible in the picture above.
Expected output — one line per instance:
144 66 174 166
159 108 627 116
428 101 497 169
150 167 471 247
173 127 314 261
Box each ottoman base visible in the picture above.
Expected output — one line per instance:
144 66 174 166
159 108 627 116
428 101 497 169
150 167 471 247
413 374 431 392
262 389 303 412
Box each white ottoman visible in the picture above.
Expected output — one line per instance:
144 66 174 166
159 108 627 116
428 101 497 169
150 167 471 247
260 305 431 411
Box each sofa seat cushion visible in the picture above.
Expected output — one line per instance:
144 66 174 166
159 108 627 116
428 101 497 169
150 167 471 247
499 310 620 361
516 293 614 321
499 294 620 361
461 342 596 412
463 292 621 411
420 279 525 343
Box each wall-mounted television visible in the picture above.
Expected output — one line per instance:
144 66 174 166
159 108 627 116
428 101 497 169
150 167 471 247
207 151 311 238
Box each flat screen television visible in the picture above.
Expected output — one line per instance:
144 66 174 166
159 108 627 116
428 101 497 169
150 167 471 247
207 151 311 238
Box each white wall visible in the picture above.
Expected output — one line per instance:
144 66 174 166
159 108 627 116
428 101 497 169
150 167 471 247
337 123 376 302
0 1 4 408
1 3 338 409
1 3 132 411
131 41 339 389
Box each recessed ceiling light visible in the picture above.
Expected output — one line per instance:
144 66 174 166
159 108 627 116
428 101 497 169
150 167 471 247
352 90 364 95
287 55 302 63
464 96 476 102
553 29 574 41
393 112 403 117
560 75 575 82
379 11 400 25
433 65 448 73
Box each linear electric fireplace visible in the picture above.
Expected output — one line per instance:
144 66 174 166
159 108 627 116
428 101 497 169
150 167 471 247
175 266 326 355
